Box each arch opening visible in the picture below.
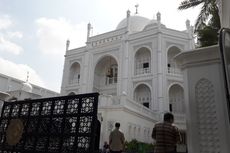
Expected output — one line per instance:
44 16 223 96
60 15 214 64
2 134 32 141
93 56 118 95
134 84 151 108
135 47 151 75
69 62 80 84
168 84 185 114
167 46 181 74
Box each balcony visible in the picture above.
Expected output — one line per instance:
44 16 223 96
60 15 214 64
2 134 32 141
135 68 150 75
167 67 182 74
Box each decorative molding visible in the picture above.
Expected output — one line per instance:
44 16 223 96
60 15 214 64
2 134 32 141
195 78 220 153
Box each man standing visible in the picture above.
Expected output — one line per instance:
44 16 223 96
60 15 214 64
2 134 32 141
152 112 181 153
109 122 125 153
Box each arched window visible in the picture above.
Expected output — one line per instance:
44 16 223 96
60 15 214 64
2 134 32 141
168 84 185 114
135 47 151 75
106 64 118 85
69 62 80 84
93 56 118 95
167 46 181 74
68 92 76 95
134 84 151 108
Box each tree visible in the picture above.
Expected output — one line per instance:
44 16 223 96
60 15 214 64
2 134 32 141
178 0 221 47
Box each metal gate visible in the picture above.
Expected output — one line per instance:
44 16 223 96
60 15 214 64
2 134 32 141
0 92 99 153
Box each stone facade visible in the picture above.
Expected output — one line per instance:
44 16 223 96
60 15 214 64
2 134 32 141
61 11 194 147
0 73 59 101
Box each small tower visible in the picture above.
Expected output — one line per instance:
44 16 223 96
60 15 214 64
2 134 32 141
186 19 195 49
87 23 92 40
66 39 70 51
157 12 161 23
186 19 190 30
135 4 139 14
21 71 33 93
126 10 131 32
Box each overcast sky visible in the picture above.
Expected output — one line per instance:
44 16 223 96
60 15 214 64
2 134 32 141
0 0 200 92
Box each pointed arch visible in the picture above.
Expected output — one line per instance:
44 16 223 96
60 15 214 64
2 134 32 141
69 62 81 84
133 83 151 108
134 47 151 75
68 92 76 95
167 46 182 74
93 55 118 95
168 83 185 114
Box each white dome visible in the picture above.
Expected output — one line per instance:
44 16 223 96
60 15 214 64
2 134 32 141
143 19 166 30
116 15 150 33
21 82 33 93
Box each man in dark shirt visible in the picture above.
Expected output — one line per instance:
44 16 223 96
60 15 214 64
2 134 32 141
152 112 181 153
109 122 125 153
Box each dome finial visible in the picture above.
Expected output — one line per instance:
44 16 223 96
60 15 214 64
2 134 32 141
157 12 161 22
127 10 130 18
135 4 139 14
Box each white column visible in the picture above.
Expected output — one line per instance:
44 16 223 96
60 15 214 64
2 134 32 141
60 56 69 95
82 50 90 93
156 26 165 112
119 32 129 97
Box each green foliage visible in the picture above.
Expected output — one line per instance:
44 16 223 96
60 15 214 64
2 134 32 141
196 0 220 47
125 139 154 153
178 0 221 47
196 25 218 47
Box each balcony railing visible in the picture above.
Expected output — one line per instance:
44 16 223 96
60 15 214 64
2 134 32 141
167 67 182 74
98 95 160 121
135 68 150 75
105 77 117 85
69 78 80 85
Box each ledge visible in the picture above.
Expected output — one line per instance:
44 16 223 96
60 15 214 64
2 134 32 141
174 45 220 69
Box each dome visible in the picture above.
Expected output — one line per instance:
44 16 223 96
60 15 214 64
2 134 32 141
21 82 33 93
143 19 166 30
0 91 10 101
116 15 150 33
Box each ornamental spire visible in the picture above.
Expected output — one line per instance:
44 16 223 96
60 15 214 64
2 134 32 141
135 4 139 14
66 39 70 51
157 12 161 22
26 71 29 82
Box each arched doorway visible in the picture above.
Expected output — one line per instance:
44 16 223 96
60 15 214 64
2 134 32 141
93 56 118 95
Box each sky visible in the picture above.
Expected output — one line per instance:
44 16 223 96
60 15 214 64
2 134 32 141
0 0 200 92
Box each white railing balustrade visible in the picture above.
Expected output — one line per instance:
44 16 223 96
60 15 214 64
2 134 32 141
123 97 160 121
167 67 182 74
105 77 117 85
135 68 150 75
69 78 80 85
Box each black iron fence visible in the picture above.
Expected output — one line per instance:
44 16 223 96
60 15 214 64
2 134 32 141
0 92 99 153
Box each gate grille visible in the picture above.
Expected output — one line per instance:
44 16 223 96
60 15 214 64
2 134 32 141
0 92 99 153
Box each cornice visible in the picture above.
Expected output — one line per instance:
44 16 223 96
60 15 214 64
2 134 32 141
175 45 220 69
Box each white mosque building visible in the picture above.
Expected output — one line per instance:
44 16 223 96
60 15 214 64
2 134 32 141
60 9 195 146
0 73 59 101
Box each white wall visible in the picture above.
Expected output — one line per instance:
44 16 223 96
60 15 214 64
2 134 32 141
176 45 230 153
